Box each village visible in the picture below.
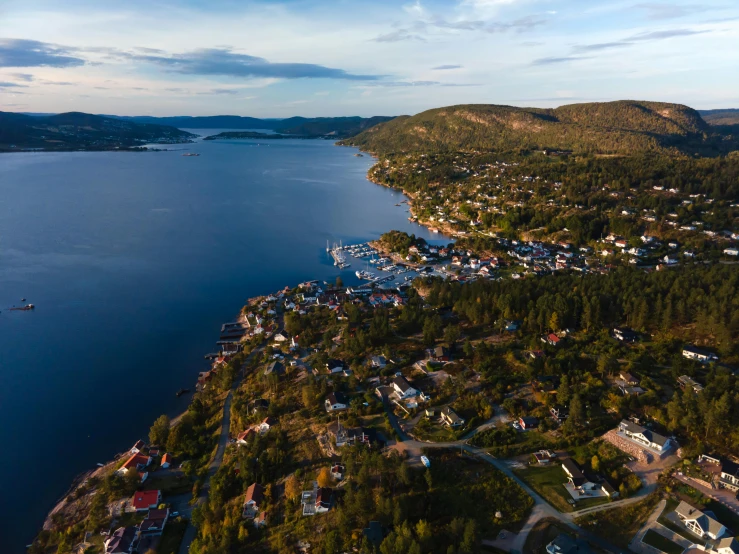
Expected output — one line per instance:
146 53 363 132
42 244 737 554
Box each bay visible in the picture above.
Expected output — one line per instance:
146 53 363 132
0 134 444 552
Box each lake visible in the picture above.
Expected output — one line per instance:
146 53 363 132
0 134 445 552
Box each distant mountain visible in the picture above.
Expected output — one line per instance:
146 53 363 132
343 101 739 156
117 114 395 138
0 111 195 152
699 109 739 126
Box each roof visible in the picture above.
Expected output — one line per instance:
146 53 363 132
140 509 168 532
132 489 160 510
433 345 448 357
619 420 669 446
326 392 347 405
548 533 589 554
316 487 332 508
721 458 739 477
261 416 277 426
441 406 463 424
520 416 539 426
245 483 265 506
716 537 739 554
106 527 138 553
392 376 413 393
237 428 256 442
161 453 172 464
675 501 726 537
264 361 284 375
121 453 149 471
562 458 585 485
132 440 146 451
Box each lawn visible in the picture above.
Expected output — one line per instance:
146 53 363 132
143 471 193 496
157 518 188 554
574 494 660 548
513 464 578 513
474 427 556 458
642 530 684 554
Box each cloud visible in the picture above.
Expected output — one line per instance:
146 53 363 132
197 88 241 95
633 3 711 20
573 42 632 52
432 64 463 70
532 56 589 66
0 81 28 88
133 47 382 81
372 29 426 42
41 80 75 85
9 72 34 82
0 38 85 68
572 28 711 54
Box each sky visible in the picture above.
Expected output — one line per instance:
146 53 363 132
1 0 738 117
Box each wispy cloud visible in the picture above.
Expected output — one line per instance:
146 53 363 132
633 3 713 21
372 29 426 42
9 72 34 82
432 64 463 70
197 88 242 95
571 27 711 54
532 56 590 66
0 81 28 88
0 38 85 68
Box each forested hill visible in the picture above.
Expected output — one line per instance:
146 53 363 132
343 100 739 156
700 108 739 126
119 114 395 138
0 111 195 152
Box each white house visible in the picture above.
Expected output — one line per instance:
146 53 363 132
675 501 728 540
618 420 673 453
682 345 718 364
325 392 348 412
723 248 739 256
391 376 419 399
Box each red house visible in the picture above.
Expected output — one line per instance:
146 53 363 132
132 490 161 512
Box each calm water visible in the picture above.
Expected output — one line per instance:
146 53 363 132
0 135 443 552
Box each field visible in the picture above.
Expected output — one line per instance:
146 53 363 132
574 494 660 548
513 464 608 513
642 530 684 554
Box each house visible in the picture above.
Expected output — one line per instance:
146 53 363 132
315 487 333 513
391 376 419 399
612 327 638 343
325 392 349 412
259 417 277 434
619 372 639 386
677 375 704 394
723 248 739 256
243 483 265 519
326 359 345 374
713 458 739 492
519 416 539 430
675 501 728 540
331 464 345 481
601 480 619 498
428 346 450 362
326 421 370 448
550 405 568 423
504 320 521 332
618 420 674 453
440 406 465 427
105 527 139 554
542 333 561 346
118 453 151 482
131 490 161 512
370 355 387 368
273 331 288 343
682 345 718 364
160 453 172 469
264 361 284 377
237 428 256 445
546 533 591 554
561 459 597 493
534 450 556 464
140 508 169 535
129 440 146 455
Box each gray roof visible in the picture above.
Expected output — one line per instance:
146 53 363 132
716 537 739 554
392 376 413 393
441 406 463 424
619 420 669 446
675 501 726 537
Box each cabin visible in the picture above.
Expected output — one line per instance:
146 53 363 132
612 327 638 343
519 416 539 430
131 490 161 512
391 376 419 399
440 406 465 427
243 483 265 519
561 459 597 492
677 375 704 394
325 392 349 412
140 508 169 535
682 345 718 364
160 453 172 469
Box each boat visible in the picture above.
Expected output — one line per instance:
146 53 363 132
182 153 200 157
421 456 431 468
354 153 364 157
96 463 105 467
176 388 191 397
10 304 34 311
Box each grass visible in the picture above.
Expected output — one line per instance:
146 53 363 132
157 518 188 554
513 464 577 513
481 429 556 458
143 472 193 496
642 530 684 554
574 494 660 548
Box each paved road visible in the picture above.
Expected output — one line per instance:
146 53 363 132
177 346 262 554
629 499 666 554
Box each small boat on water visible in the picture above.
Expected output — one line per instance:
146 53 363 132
354 153 364 157
176 388 191 397
10 304 34 311
182 153 200 157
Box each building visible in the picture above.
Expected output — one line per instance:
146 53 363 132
699 455 739 492
237 428 256 445
440 406 465 427
105 527 139 554
561 459 594 490
715 538 739 554
117 453 151 482
618 420 674 453
315 487 333 513
391 376 419 399
160 453 172 469
259 417 277 434
327 420 370 448
129 440 146 455
612 328 638 343
243 483 265 519
519 416 539 430
550 405 568 423
131 490 161 512
264 361 285 377
546 533 591 554
675 501 728 540
331 464 345 481
619 372 639 386
682 345 719 364
326 359 345 374
140 508 169 535
678 375 704 394
325 392 349 412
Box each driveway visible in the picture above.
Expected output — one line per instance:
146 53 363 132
674 473 739 514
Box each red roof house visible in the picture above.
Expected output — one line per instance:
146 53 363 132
132 490 161 511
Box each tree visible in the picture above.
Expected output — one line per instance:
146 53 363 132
549 312 560 332
285 474 301 501
317 467 332 488
336 276 344 288
444 324 461 348
591 455 600 473
460 520 478 554
557 375 571 406
149 414 170 446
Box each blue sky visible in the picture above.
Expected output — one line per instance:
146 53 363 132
0 0 737 116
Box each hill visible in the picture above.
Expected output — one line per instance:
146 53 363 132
343 100 739 156
0 111 195 152
699 108 739 126
119 114 395 138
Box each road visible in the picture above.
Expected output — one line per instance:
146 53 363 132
177 345 263 554
383 398 641 554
